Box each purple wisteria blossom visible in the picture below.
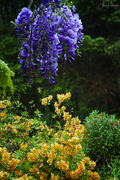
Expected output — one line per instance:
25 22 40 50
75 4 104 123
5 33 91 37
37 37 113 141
14 2 83 83
15 7 33 39
58 5 83 62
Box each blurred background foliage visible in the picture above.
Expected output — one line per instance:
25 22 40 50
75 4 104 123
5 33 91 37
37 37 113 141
0 0 120 120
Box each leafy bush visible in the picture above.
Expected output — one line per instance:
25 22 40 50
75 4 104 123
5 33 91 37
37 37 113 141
0 59 14 96
0 93 100 180
83 110 120 177
108 156 120 180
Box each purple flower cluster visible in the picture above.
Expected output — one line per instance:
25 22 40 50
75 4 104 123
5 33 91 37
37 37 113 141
15 2 83 83
41 0 61 4
58 5 83 62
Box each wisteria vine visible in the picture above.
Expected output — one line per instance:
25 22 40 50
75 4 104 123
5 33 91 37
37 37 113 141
14 0 83 83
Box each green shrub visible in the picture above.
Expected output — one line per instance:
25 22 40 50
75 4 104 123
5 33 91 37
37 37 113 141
0 59 14 96
108 156 120 180
82 110 120 174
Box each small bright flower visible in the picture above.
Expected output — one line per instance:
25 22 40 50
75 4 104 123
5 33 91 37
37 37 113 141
41 98 48 105
89 161 96 169
70 137 79 144
82 157 90 164
20 142 28 151
55 107 61 115
27 148 40 162
64 92 71 100
15 171 22 176
47 95 53 101
0 112 7 121
1 151 10 163
25 124 30 131
63 112 72 121
75 144 82 151
61 106 66 112
57 94 64 104
57 160 69 172
51 173 59 180
54 101 60 107
0 171 9 179
8 158 20 171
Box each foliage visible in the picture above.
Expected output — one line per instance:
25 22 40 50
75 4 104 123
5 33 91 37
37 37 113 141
0 94 100 180
108 156 120 180
72 0 120 38
82 110 120 177
0 59 14 96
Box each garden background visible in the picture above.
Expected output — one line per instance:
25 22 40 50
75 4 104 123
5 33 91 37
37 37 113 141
0 0 120 179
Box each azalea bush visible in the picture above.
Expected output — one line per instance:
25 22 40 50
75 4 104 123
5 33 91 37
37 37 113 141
0 93 101 180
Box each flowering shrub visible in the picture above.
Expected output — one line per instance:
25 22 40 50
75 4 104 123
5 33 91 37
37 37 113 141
0 94 100 180
82 110 120 176
14 0 83 83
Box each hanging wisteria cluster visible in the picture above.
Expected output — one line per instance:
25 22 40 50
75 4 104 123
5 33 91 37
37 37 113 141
15 0 83 83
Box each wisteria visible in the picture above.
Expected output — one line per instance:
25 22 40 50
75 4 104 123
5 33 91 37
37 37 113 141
14 1 83 83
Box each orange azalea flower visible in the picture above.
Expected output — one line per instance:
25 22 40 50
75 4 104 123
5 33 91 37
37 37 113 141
20 142 28 151
89 161 96 169
0 112 7 121
8 158 20 171
51 173 59 180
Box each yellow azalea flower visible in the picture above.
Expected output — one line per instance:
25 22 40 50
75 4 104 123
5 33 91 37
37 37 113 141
13 174 32 180
29 165 39 174
1 151 10 163
13 115 22 121
25 123 30 131
87 178 92 180
77 161 85 175
38 172 47 180
0 171 5 178
15 171 22 176
70 170 79 179
8 158 20 171
57 94 64 103
60 177 65 180
75 144 82 151
69 137 79 144
57 160 69 172
20 142 27 151
51 142 59 151
51 173 59 180
20 157 25 165
27 148 40 162
41 98 48 105
91 171 100 179
61 106 66 112
71 118 76 126
89 161 96 169
63 112 72 121
47 150 56 165
0 171 9 179
54 101 60 107
55 107 61 115
0 112 7 121
82 157 90 164
47 95 53 101
87 170 100 180
64 92 71 100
